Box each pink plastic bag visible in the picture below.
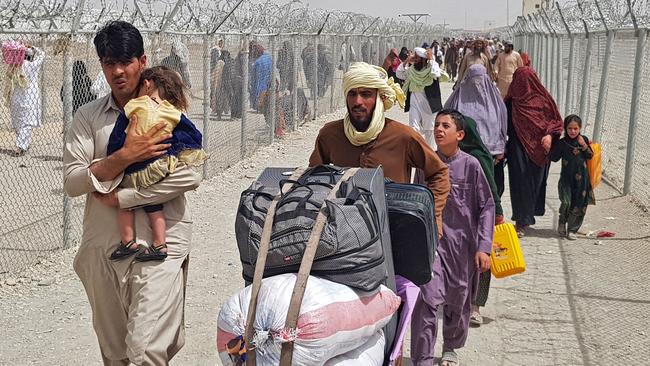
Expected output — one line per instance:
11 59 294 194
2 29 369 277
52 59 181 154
2 41 26 66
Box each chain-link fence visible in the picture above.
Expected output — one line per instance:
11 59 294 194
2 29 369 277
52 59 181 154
508 0 650 207
0 0 441 277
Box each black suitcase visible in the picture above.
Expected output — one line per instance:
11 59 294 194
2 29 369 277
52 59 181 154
385 181 437 286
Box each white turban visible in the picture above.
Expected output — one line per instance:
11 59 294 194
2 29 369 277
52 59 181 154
342 62 405 146
414 47 427 58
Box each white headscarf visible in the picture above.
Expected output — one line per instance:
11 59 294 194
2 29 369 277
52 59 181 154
342 62 405 146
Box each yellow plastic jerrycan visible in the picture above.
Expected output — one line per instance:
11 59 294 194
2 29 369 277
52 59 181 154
490 223 526 278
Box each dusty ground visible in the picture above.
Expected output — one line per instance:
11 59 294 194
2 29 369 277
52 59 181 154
1 83 649 365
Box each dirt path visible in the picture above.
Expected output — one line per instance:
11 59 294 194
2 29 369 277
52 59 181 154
2 83 649 365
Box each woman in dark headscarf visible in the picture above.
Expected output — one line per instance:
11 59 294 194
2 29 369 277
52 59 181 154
61 60 95 115
213 49 234 119
277 40 295 92
445 64 507 221
505 66 563 236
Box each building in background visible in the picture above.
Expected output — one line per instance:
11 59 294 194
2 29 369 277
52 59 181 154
522 0 551 16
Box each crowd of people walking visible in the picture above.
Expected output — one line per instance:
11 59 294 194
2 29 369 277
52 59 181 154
0 18 597 365
373 36 595 365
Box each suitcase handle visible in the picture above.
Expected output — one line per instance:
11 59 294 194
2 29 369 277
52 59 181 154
299 164 344 184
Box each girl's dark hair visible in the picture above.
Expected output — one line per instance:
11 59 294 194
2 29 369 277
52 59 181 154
436 109 466 131
94 21 144 63
563 114 582 131
140 66 189 111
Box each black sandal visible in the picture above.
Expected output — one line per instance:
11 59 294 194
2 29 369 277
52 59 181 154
109 240 140 260
135 243 168 262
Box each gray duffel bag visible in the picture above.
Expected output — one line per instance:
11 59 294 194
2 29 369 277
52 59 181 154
235 165 393 292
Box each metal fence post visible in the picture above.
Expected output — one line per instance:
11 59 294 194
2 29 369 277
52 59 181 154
202 34 211 178
579 32 593 124
592 0 614 143
268 35 277 143
623 28 648 195
62 43 73 249
543 33 550 86
329 35 336 113
556 3 574 114
40 34 48 126
541 8 555 91
556 34 563 108
312 35 318 120
538 33 544 78
241 35 249 158
535 33 541 69
555 9 573 113
291 34 299 131
549 35 557 98
593 30 615 143
375 35 380 65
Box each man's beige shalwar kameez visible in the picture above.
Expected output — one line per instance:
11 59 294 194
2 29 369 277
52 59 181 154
495 51 524 98
63 94 201 365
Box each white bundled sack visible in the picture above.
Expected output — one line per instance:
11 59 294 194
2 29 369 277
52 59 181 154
325 330 385 366
217 274 400 366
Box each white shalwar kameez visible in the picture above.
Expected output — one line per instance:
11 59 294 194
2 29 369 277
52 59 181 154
11 48 45 151
396 60 442 150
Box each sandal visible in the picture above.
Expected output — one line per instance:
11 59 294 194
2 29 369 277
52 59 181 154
109 240 140 260
135 243 168 262
470 310 483 326
515 224 528 238
440 350 459 366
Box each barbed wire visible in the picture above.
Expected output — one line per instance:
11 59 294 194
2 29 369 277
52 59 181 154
510 0 650 36
0 0 440 36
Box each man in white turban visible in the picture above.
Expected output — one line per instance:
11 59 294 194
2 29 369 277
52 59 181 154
309 63 450 362
396 47 443 148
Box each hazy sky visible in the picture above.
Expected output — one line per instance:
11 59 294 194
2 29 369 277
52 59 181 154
302 0 524 30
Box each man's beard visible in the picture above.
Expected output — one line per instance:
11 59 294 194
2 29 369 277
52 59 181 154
414 60 427 71
347 105 374 131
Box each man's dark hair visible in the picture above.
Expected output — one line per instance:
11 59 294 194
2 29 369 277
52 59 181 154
436 109 466 131
94 21 144 63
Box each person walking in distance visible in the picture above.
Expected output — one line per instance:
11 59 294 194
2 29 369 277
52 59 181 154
8 43 45 157
495 41 524 98
396 47 443 148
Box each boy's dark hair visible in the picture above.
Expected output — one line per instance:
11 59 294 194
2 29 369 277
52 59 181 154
436 109 466 131
94 21 144 63
141 66 189 111
563 114 582 130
